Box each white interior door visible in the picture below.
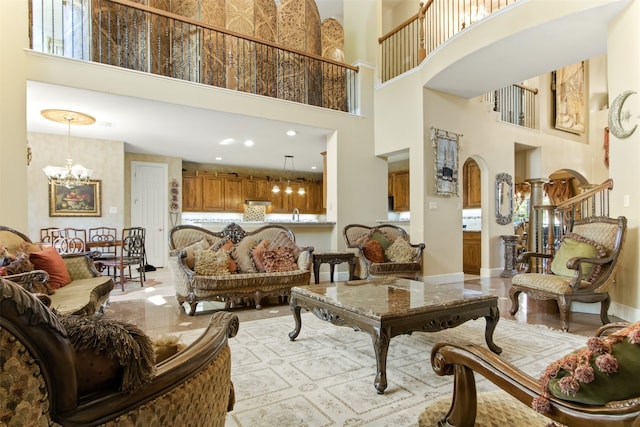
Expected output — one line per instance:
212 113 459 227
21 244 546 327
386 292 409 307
131 161 167 268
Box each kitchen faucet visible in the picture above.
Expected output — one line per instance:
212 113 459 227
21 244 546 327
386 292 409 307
292 208 300 221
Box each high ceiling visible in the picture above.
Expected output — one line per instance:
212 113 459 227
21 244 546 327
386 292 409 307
26 0 629 172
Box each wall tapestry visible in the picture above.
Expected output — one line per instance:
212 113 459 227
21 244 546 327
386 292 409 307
432 127 461 196
554 61 585 134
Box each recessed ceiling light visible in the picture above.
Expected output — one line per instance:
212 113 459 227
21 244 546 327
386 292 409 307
215 157 222 161
244 140 254 146
220 138 234 145
311 166 317 170
286 130 297 136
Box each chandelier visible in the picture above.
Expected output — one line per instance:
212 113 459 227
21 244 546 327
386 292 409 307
41 109 96 188
272 155 305 195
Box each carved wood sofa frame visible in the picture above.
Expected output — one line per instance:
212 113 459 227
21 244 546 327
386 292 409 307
169 223 314 315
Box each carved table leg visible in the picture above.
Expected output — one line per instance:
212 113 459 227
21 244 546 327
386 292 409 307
289 305 302 340
313 258 321 284
372 326 391 394
484 305 502 354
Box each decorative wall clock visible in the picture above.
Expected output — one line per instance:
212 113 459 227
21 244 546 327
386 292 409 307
608 90 637 139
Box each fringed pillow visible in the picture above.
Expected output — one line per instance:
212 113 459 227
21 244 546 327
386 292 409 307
385 238 415 263
263 247 298 272
212 239 237 273
58 314 156 394
182 238 209 270
550 233 607 282
194 249 230 275
533 321 640 412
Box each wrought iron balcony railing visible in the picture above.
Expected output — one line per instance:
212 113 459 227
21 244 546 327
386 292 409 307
30 0 358 113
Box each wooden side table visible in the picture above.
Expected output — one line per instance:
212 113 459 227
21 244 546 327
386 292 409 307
312 252 356 284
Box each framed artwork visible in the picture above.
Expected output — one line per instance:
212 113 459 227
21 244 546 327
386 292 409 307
432 128 460 196
554 61 585 134
49 180 102 217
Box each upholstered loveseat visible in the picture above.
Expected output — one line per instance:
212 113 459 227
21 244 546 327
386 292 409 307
0 277 238 426
0 225 113 315
169 223 314 315
343 224 425 280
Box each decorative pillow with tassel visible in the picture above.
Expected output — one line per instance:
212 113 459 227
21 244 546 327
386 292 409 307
533 321 640 413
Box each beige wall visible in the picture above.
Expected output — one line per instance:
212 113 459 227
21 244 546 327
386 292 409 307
0 0 29 230
27 133 125 241
607 1 640 322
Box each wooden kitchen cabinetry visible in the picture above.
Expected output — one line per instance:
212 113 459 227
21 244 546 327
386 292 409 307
463 231 481 274
389 171 410 211
182 173 243 212
183 173 324 214
182 173 203 211
243 178 271 201
463 159 481 209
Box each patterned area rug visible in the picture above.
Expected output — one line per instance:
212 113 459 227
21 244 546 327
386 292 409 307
183 313 588 427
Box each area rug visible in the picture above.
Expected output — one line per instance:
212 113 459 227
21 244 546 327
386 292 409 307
182 313 588 427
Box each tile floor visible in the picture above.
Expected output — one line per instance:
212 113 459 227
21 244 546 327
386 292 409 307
103 267 625 339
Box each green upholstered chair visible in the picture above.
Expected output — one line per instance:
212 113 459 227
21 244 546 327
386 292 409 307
509 216 627 332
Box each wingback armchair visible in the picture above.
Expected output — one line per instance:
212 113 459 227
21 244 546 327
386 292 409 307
0 277 238 426
343 224 425 280
510 216 627 332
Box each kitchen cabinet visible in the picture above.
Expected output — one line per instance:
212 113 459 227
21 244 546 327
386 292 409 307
224 177 244 212
182 173 203 211
463 159 481 208
305 182 324 213
183 173 323 214
243 178 271 201
463 231 481 274
389 171 409 211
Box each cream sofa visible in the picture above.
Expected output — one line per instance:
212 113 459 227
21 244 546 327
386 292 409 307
0 225 113 315
169 223 314 315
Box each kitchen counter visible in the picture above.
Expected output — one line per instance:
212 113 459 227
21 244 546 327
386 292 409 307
189 221 335 229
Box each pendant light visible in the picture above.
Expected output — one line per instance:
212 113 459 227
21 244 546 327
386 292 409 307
272 155 304 195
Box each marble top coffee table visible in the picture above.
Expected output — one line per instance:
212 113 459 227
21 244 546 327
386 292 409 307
288 277 501 394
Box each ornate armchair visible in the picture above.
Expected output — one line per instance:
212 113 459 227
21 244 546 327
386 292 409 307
420 322 640 426
510 216 627 332
0 277 238 426
343 224 425 280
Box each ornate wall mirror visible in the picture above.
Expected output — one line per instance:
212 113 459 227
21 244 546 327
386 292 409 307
495 173 513 225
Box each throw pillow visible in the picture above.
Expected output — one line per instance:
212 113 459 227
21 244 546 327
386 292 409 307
550 233 607 281
58 314 156 394
5 253 34 275
194 249 230 275
252 239 271 272
533 321 640 411
385 238 416 263
268 231 302 258
370 231 393 251
262 247 298 272
182 238 210 270
232 238 258 273
28 247 71 289
363 239 385 263
213 239 237 273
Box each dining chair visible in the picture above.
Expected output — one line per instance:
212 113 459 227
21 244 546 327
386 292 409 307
88 227 118 275
99 227 146 291
39 227 63 243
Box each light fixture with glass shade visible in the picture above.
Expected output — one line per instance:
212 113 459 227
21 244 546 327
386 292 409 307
41 109 96 188
272 155 304 195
